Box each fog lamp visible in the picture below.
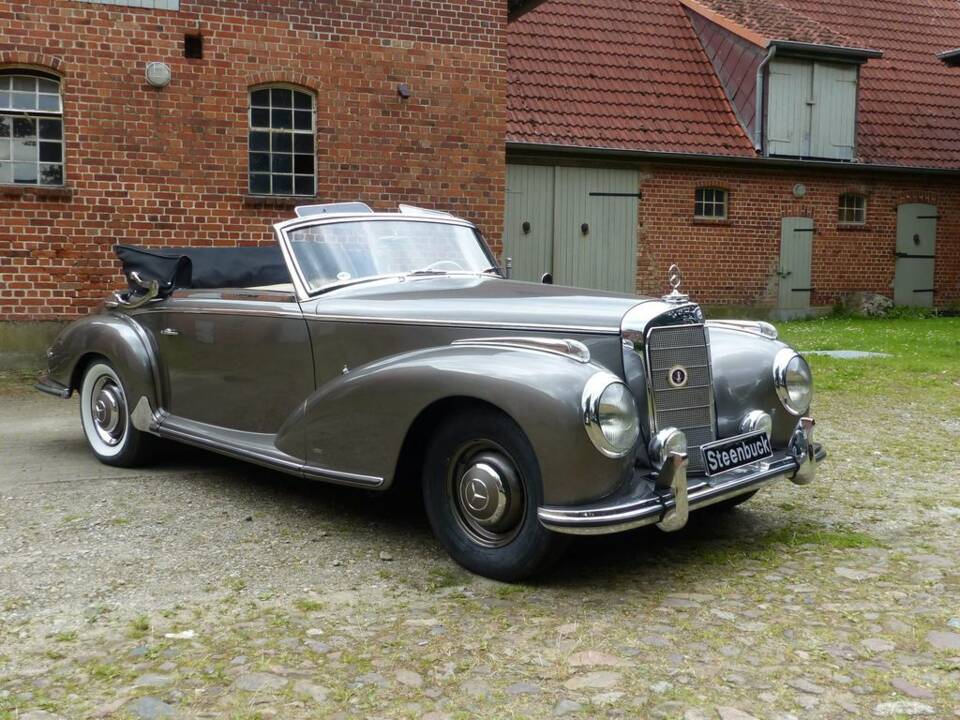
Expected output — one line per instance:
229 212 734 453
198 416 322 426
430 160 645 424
649 427 687 469
740 410 773 438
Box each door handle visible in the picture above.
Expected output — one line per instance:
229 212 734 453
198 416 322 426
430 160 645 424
778 269 792 278
160 328 180 336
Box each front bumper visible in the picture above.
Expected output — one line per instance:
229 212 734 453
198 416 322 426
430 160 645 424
538 417 825 536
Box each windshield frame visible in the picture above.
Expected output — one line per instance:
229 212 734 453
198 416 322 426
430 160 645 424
274 215 501 299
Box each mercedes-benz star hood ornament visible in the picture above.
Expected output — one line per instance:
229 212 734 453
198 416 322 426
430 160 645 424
663 264 690 304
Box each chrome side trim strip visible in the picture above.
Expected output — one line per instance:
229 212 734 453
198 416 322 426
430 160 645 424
131 306 304 320
156 419 384 489
451 336 591 363
307 314 619 334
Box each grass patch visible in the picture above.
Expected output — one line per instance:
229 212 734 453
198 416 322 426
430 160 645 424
761 524 884 550
293 598 324 613
777 316 960 399
128 614 150 638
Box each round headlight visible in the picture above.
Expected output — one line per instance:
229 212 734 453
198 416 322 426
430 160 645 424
773 349 813 416
582 373 640 458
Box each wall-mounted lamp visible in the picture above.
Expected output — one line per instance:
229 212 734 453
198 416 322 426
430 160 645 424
397 83 411 99
145 62 172 88
792 183 807 199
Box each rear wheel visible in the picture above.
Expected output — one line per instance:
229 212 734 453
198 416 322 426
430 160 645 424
422 408 568 582
79 361 155 467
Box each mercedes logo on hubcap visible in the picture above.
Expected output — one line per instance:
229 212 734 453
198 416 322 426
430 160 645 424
668 365 689 388
466 477 490 512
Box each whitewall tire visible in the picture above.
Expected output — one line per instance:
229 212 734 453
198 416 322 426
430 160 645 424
79 361 154 467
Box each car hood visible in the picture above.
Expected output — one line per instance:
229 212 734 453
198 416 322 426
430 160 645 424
304 275 669 334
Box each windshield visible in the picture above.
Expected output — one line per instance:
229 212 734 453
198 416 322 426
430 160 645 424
286 219 495 292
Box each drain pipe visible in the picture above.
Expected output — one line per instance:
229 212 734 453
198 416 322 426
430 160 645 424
754 45 777 152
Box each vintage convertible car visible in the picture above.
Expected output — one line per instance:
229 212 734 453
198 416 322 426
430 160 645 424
37 203 824 581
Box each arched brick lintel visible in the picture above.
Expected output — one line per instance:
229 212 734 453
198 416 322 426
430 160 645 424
0 52 66 75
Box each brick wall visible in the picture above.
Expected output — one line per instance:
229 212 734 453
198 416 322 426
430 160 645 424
0 0 506 320
636 162 960 308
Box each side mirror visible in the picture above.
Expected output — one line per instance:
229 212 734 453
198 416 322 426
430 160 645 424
541 273 554 285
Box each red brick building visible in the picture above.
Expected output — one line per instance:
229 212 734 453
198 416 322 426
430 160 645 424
506 0 960 315
0 0 537 336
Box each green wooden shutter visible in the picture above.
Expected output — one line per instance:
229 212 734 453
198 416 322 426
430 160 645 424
810 62 857 160
767 58 812 157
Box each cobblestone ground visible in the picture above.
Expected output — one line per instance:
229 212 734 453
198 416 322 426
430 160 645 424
1 371 958 720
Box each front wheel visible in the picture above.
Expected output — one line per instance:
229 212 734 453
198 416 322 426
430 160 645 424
79 360 155 467
422 408 569 582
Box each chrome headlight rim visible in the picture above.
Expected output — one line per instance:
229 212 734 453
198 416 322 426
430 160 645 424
581 372 640 459
773 348 813 416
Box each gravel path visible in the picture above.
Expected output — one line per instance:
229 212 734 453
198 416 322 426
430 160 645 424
1 384 958 719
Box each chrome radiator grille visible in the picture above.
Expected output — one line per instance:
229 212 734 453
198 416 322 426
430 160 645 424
645 324 716 473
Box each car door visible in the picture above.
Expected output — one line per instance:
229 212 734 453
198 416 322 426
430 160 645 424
150 288 314 434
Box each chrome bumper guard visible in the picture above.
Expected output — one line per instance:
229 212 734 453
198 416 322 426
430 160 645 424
539 417 824 536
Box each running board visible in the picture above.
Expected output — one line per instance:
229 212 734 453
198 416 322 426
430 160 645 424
156 415 384 488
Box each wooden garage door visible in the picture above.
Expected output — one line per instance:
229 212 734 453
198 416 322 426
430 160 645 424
504 165 640 293
503 164 555 283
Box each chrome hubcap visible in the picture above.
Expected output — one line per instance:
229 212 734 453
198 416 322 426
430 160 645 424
90 377 126 446
450 445 525 547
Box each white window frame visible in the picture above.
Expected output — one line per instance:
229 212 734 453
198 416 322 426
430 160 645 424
838 193 867 225
0 70 65 187
694 187 728 220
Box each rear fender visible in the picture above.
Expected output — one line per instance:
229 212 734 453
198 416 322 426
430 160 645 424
276 345 634 505
46 312 161 423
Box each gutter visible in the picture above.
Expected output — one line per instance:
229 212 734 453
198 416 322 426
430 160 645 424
754 45 776 152
505 141 960 177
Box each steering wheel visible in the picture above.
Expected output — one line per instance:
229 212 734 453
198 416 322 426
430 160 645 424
417 260 464 272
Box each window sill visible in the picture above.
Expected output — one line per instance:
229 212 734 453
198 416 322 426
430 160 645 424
692 217 731 226
837 223 869 231
243 194 316 208
0 184 74 200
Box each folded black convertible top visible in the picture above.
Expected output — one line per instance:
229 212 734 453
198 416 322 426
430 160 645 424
114 245 291 295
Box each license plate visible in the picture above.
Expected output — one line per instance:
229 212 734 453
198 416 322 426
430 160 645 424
701 431 773 476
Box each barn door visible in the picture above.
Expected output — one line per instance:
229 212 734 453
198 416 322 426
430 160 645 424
778 217 814 310
552 167 639 293
894 203 937 307
503 164 555 282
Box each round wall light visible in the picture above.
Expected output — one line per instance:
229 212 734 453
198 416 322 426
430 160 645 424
792 183 807 199
145 62 172 88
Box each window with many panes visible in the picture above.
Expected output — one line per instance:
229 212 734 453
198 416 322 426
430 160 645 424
248 86 315 196
0 70 64 186
694 187 727 219
838 193 866 224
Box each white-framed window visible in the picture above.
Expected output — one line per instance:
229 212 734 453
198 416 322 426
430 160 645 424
0 70 64 186
838 193 866 224
694 187 728 219
248 86 316 197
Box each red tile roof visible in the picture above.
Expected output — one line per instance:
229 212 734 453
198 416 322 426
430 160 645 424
507 0 757 156
508 0 960 170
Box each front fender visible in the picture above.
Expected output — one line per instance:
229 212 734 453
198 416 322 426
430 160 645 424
45 311 160 414
276 345 634 505
709 326 799 447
